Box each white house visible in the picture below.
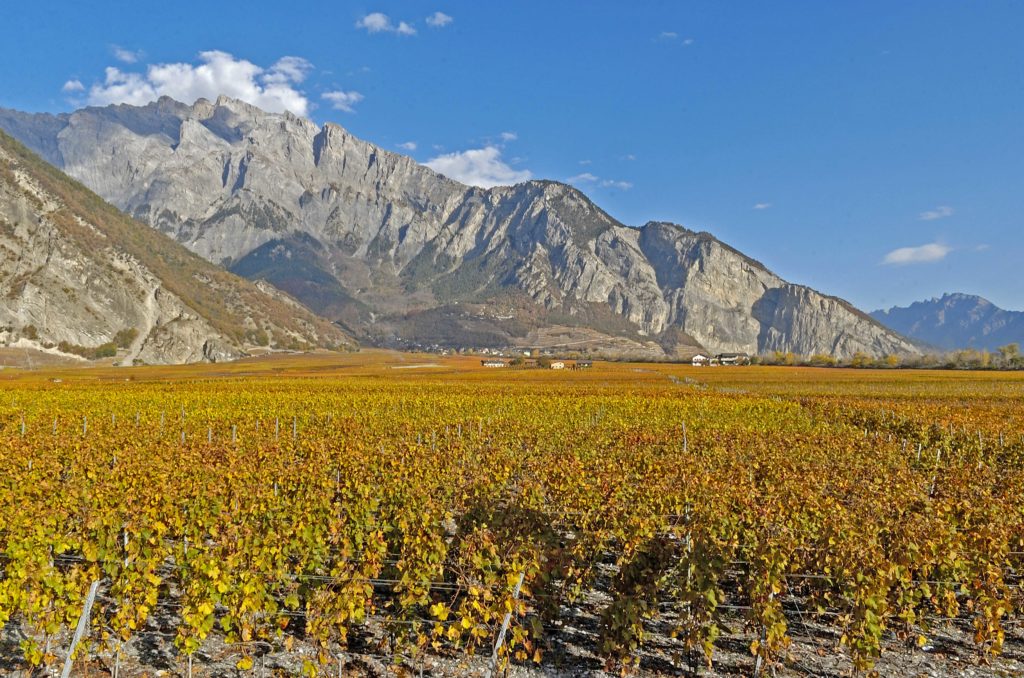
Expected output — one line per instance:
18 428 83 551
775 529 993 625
550 361 565 370
691 354 709 367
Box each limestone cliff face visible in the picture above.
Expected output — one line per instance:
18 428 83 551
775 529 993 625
0 97 916 359
0 129 350 364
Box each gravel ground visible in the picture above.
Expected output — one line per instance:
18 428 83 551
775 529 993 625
4 593 1022 677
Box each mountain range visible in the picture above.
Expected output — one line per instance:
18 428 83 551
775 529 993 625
0 96 920 361
0 128 349 364
871 294 1024 352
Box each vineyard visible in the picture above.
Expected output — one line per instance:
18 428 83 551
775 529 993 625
1 353 1023 676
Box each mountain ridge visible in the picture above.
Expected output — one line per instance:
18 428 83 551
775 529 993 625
0 127 351 364
871 293 1024 352
0 96 918 359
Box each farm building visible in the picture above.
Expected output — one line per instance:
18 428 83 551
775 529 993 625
572 360 593 370
691 354 709 366
550 361 565 370
716 353 751 366
480 359 507 368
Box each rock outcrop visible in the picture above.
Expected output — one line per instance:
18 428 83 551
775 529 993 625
0 97 916 359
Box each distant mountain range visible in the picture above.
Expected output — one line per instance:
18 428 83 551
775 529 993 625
0 97 919 360
0 129 350 364
871 293 1024 352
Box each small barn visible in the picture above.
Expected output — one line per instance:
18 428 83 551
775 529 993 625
481 359 507 368
716 353 751 366
572 360 593 370
691 354 709 367
550 361 565 370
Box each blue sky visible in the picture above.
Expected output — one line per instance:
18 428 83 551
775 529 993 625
3 1 1022 311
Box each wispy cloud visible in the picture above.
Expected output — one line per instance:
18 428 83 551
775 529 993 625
882 242 952 265
322 89 364 113
919 205 954 221
657 32 693 44
112 46 143 64
499 131 517 142
80 51 314 116
62 79 84 93
568 173 632 190
397 141 417 151
356 13 416 35
578 159 592 166
753 202 772 210
426 11 453 28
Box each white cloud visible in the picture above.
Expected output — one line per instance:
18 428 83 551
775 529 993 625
356 13 391 32
568 173 631 189
322 89 364 113
264 56 313 84
426 11 453 27
356 12 417 35
683 38 695 45
397 141 417 151
578 159 592 166
658 31 679 40
112 46 142 64
882 242 952 265
499 131 517 142
62 79 85 93
753 202 772 210
623 153 636 161
84 51 313 116
424 146 531 188
919 205 954 221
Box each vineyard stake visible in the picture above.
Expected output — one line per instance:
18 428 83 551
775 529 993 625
682 422 688 453
60 579 101 678
487 571 525 678
83 416 87 436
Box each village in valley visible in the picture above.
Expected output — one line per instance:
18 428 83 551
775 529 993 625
479 351 751 369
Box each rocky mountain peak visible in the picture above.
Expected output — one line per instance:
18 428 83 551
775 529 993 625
871 293 1023 351
0 98 918 359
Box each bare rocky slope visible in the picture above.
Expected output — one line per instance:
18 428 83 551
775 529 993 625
0 97 917 359
0 129 350 364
